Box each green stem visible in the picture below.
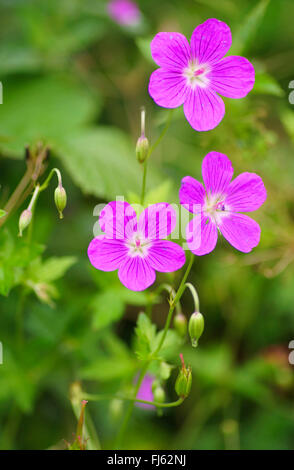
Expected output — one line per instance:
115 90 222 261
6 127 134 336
71 399 101 450
139 109 174 207
115 361 149 448
185 282 200 312
39 167 62 191
153 254 194 356
148 109 174 157
115 252 194 447
146 283 180 319
82 392 184 408
16 288 27 348
140 160 148 206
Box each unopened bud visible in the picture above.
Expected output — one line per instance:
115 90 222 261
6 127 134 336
153 384 165 404
174 313 187 337
18 209 32 236
109 399 123 420
175 356 192 399
136 135 149 163
188 312 204 347
159 361 172 380
54 185 67 219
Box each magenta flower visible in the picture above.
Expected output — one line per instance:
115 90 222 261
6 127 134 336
88 201 185 291
135 374 155 410
148 18 255 131
107 0 141 26
179 152 267 255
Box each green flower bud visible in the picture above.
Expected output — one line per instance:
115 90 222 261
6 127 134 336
188 312 204 348
153 385 165 404
136 135 149 163
54 185 67 219
109 398 123 420
159 361 173 380
18 209 32 237
175 364 192 399
174 313 188 337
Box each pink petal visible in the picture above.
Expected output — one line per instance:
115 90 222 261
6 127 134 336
136 374 155 410
150 32 191 71
147 240 186 272
183 86 225 131
88 236 128 271
186 214 218 256
179 176 205 214
148 68 189 108
118 256 156 291
190 18 232 65
138 203 177 240
225 173 267 212
210 56 255 98
107 0 141 26
219 213 261 253
99 201 137 240
202 151 233 196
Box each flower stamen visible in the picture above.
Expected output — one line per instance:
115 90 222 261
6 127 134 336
183 62 210 89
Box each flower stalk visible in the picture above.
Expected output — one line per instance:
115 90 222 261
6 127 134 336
115 252 194 447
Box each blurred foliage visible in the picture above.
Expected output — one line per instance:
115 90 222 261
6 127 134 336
0 0 294 450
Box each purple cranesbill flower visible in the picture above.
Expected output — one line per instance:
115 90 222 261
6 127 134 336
179 152 267 255
107 0 141 26
148 18 255 131
88 201 185 291
135 374 155 410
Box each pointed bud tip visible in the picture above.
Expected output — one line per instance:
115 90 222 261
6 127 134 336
54 185 67 218
188 312 204 347
175 355 192 399
136 135 149 163
18 209 32 236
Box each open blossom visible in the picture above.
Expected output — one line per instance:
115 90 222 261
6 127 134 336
148 18 255 131
179 152 266 255
135 374 155 410
88 201 185 291
107 0 141 26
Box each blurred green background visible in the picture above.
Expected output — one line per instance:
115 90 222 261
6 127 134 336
0 0 294 450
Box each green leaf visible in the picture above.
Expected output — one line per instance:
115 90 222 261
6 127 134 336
0 209 6 218
0 350 36 413
0 43 42 76
281 110 294 142
128 180 173 207
0 75 98 157
231 0 270 55
0 229 44 296
57 127 143 199
253 72 284 97
91 290 125 330
23 256 76 306
28 256 77 283
151 329 181 360
136 37 153 63
134 312 157 360
81 357 136 382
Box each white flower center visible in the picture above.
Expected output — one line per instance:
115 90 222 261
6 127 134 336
204 194 229 225
183 61 210 89
127 233 151 258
